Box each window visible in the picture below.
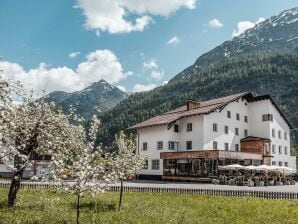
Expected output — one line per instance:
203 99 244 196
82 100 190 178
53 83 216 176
236 113 240 121
168 141 178 150
278 161 282 167
244 116 248 123
272 161 276 166
284 162 288 167
227 111 231 118
284 132 287 140
213 141 217 150
278 145 282 154
187 123 192 132
235 128 239 136
174 124 179 133
151 160 160 170
224 143 229 151
224 126 229 134
157 141 163 150
272 144 276 154
213 123 218 132
262 114 273 121
186 141 192 150
235 144 239 152
265 143 270 153
143 142 148 151
278 130 282 139
272 129 275 138
244 129 248 137
284 146 288 155
143 160 148 169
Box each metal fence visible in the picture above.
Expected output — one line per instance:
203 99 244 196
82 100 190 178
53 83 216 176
0 182 297 200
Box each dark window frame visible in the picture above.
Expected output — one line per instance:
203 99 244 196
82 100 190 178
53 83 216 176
186 123 192 132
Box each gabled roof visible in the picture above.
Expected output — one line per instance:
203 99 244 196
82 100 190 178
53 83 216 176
129 92 293 130
129 92 250 129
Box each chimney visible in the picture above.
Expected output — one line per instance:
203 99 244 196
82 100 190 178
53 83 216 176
186 100 200 111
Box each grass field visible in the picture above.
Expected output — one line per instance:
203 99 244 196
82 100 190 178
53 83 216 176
0 189 298 224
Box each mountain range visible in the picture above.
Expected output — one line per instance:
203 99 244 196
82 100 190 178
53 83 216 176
45 79 127 118
46 7 298 151
96 7 298 149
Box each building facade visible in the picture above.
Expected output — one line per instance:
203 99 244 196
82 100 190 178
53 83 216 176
130 92 296 181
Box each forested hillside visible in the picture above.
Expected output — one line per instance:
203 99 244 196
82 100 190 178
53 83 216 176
97 52 298 149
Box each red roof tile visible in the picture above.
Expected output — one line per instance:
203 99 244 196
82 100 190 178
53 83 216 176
130 92 249 129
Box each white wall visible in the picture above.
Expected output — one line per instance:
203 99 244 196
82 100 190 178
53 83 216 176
246 99 295 169
203 99 249 151
137 115 205 175
136 97 296 175
176 115 204 151
137 125 167 175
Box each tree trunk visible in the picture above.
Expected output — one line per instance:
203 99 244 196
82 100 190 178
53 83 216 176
118 179 123 211
8 168 24 207
77 194 81 224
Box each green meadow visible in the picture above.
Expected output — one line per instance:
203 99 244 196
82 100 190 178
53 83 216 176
0 189 298 224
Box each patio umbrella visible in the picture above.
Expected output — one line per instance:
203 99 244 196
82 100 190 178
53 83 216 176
269 165 283 171
255 165 271 171
222 164 244 170
244 165 257 170
280 166 296 174
218 165 226 170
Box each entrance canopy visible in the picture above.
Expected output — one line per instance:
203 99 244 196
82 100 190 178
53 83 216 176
160 150 262 161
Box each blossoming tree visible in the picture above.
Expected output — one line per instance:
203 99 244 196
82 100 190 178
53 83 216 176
49 116 117 224
112 131 145 210
0 84 84 207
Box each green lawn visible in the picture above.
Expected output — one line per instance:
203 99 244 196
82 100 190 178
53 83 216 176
0 189 298 224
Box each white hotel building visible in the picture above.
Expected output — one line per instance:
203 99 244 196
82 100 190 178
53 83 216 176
130 92 296 181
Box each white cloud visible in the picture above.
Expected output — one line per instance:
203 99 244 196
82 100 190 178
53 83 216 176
149 70 164 80
232 17 265 37
167 36 181 45
69 51 81 58
143 59 158 69
132 83 156 92
208 18 223 28
77 0 196 34
0 49 127 95
116 85 126 92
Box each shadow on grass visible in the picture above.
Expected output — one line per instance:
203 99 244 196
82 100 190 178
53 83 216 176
72 201 117 212
0 200 7 209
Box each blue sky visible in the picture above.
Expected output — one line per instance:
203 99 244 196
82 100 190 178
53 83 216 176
0 0 297 93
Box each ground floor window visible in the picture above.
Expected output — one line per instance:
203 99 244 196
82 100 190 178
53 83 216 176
284 162 288 167
272 161 276 166
235 144 239 151
186 141 192 150
213 141 217 150
151 159 160 170
143 160 148 169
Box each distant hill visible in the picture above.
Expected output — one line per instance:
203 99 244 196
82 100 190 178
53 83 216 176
171 7 298 83
94 7 298 151
46 79 127 118
97 53 298 148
